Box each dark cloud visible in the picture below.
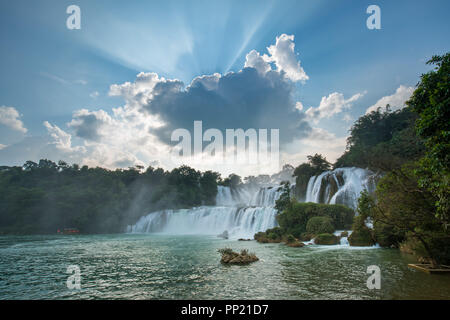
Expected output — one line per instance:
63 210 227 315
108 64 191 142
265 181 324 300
68 110 108 141
142 67 311 147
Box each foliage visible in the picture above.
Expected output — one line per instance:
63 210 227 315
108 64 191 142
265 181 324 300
220 174 242 188
334 107 424 171
293 154 331 199
348 215 375 247
0 160 221 234
407 53 450 224
306 216 335 235
370 162 450 265
276 201 354 238
274 181 292 213
314 233 339 245
285 234 297 244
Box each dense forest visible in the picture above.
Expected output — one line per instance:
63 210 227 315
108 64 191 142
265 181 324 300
289 53 449 265
0 162 225 234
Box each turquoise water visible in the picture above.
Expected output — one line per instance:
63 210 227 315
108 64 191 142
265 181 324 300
0 234 449 300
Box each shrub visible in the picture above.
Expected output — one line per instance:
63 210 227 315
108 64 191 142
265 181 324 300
373 221 404 247
254 227 284 243
348 216 374 246
299 232 313 241
306 216 335 235
314 233 339 245
276 201 354 237
285 234 296 244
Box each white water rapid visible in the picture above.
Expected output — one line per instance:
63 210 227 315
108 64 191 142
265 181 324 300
304 167 379 210
127 167 378 239
127 185 281 239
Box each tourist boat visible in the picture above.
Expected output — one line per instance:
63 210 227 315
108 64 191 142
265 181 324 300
57 228 80 235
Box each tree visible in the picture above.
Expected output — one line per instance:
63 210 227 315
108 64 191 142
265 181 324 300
334 107 424 171
221 174 242 188
407 53 450 224
370 162 449 266
293 154 331 199
200 171 220 205
275 181 292 213
307 154 331 172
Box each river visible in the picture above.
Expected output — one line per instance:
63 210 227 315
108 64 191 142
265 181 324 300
1 234 449 299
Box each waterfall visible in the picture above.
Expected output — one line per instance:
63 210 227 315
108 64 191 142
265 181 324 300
127 166 379 239
127 185 282 239
303 167 379 210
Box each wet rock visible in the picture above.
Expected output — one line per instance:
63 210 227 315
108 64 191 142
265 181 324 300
314 233 340 245
218 230 229 239
218 248 259 265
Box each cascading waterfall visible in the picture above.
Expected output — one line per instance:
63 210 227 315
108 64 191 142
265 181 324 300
127 167 379 240
304 167 379 210
128 185 282 239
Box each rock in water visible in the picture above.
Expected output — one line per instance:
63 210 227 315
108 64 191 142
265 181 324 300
217 230 229 239
218 248 259 265
286 241 305 247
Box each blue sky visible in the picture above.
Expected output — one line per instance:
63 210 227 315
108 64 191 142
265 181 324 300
0 0 449 175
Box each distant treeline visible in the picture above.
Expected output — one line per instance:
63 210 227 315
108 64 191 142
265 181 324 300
0 162 238 234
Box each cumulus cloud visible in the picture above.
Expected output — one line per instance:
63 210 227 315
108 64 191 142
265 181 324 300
283 127 347 166
67 109 113 141
0 123 84 166
304 92 365 123
138 67 310 145
366 85 414 114
107 35 312 149
1 34 351 176
0 106 27 133
44 121 84 153
244 50 272 75
266 34 309 82
244 34 308 82
30 34 311 173
63 101 168 169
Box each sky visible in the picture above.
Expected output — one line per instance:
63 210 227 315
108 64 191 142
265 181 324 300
0 0 449 176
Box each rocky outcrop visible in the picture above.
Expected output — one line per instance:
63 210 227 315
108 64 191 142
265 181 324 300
348 228 375 247
218 248 259 265
217 230 229 239
314 233 340 245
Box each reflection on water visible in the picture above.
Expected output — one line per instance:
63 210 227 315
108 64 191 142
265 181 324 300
0 234 449 300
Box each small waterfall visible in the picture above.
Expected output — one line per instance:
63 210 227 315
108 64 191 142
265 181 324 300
303 167 379 210
128 184 282 239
